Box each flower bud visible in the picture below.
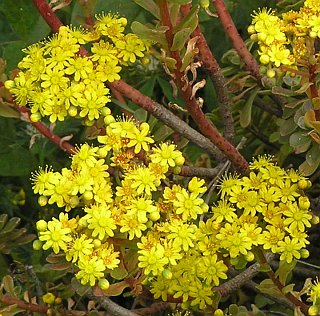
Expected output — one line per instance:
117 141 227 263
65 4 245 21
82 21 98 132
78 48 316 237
83 190 93 200
298 179 309 190
148 211 160 221
247 25 256 35
311 215 320 225
38 196 48 207
259 54 270 65
36 219 48 231
68 106 78 117
267 69 276 78
104 115 116 125
33 240 43 251
55 297 62 304
174 155 185 166
245 251 255 262
42 292 56 305
200 0 210 9
298 196 310 210
162 269 173 280
98 278 110 290
30 112 42 122
308 305 320 316
100 107 111 117
214 309 224 316
300 248 309 259
93 239 101 248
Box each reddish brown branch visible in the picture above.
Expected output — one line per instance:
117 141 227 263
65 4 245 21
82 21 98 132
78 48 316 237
17 107 76 154
181 4 235 142
158 0 249 173
32 0 62 32
212 0 261 80
112 80 225 161
1 295 47 314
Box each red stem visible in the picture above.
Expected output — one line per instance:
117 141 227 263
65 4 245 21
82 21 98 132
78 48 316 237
212 0 261 79
309 62 320 120
32 0 62 32
17 107 76 154
158 0 248 173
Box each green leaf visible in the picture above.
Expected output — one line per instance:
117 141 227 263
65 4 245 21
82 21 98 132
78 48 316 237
0 214 8 231
299 159 319 176
289 131 311 153
239 87 259 128
256 279 285 298
71 278 90 296
275 260 296 285
0 146 38 176
171 28 192 51
0 217 20 235
96 281 130 297
169 0 191 4
110 261 128 280
173 5 199 34
133 0 160 19
0 103 19 118
0 0 49 42
2 275 15 295
306 144 320 166
131 21 168 47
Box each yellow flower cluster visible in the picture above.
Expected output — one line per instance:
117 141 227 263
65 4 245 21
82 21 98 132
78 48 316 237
216 155 314 264
4 13 150 125
248 0 320 68
32 116 185 288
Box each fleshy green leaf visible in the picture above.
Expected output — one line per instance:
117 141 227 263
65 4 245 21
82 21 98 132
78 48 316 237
131 21 168 47
0 103 19 118
133 0 160 18
239 87 260 128
171 28 192 51
256 279 285 298
173 5 199 34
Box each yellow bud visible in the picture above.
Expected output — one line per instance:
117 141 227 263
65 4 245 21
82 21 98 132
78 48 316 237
257 32 267 42
298 196 310 210
93 239 101 248
148 211 160 221
33 240 43 251
42 292 56 305
200 0 210 9
69 196 79 208
298 179 309 190
300 249 309 259
38 195 48 207
84 119 94 126
260 54 270 65
172 166 182 174
250 34 258 41
311 215 320 225
245 251 255 262
36 219 47 231
83 190 93 200
214 309 224 316
162 269 173 280
4 80 14 90
100 107 111 117
259 66 267 75
78 217 88 228
68 106 78 117
146 220 153 228
267 69 276 78
247 25 256 35
119 17 127 26
174 155 185 166
97 147 109 158
30 112 42 122
141 56 150 65
98 278 110 290
55 297 62 304
104 114 116 125
308 305 320 316
310 31 317 38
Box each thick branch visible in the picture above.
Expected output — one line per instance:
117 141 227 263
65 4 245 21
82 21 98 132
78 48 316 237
158 0 249 173
17 107 76 154
112 80 225 161
212 0 261 79
181 4 235 142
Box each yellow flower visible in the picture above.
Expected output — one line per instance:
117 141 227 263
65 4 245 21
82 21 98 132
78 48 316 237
150 143 184 168
277 236 303 263
167 221 197 252
66 235 94 263
5 72 36 106
85 205 116 240
64 56 93 81
40 67 69 95
138 243 169 275
39 220 72 254
127 122 154 153
76 256 106 286
283 202 312 232
174 189 208 220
